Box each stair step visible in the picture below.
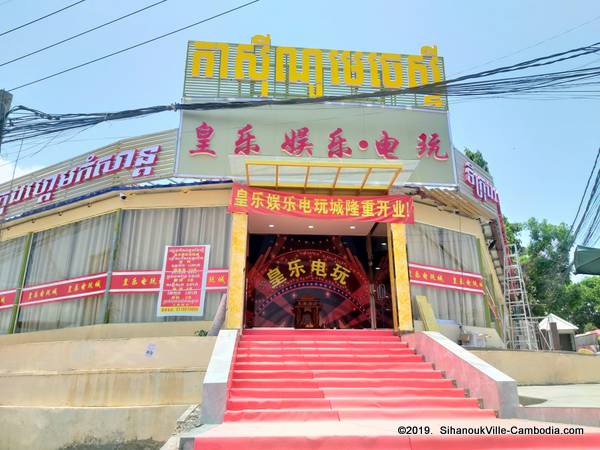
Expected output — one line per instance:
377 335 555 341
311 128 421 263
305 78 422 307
230 378 455 389
237 341 409 349
236 352 419 359
236 347 416 356
239 335 400 342
232 369 444 380
223 407 496 422
194 432 600 450
243 329 393 336
229 387 466 399
227 397 479 410
233 361 430 371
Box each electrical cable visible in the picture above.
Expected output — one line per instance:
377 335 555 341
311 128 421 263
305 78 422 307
4 39 600 150
0 0 168 68
8 0 260 91
6 58 600 144
452 12 600 76
570 148 600 233
571 163 600 247
0 0 87 38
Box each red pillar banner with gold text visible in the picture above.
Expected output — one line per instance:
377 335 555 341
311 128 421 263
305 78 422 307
408 262 484 295
157 245 211 317
229 184 414 223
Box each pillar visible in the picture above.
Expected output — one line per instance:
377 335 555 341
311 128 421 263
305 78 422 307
8 232 33 334
225 212 248 329
390 223 413 333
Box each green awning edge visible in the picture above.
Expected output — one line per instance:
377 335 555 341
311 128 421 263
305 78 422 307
574 245 600 275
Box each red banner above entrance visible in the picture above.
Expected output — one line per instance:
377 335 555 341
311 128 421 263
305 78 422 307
229 184 414 223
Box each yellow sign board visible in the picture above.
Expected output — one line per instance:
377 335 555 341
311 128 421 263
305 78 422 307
183 35 446 109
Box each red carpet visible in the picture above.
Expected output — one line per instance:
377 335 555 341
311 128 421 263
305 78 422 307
194 329 600 449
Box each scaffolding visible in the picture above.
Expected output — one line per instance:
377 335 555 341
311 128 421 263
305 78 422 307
503 244 539 350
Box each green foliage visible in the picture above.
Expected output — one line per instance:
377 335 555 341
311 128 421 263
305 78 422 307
194 330 208 336
520 218 574 317
464 148 490 174
461 146 599 331
562 277 600 330
509 218 600 330
503 216 523 250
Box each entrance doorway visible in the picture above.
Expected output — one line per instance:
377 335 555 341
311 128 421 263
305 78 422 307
244 215 392 329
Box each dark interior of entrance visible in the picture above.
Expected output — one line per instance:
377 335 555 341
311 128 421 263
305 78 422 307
244 233 392 329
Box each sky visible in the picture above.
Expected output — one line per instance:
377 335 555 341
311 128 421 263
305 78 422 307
0 0 599 227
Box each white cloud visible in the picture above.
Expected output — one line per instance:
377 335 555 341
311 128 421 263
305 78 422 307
0 157 42 184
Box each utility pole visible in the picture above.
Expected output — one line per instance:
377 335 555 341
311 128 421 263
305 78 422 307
0 89 13 157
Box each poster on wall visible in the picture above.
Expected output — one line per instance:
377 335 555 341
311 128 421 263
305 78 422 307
157 245 210 317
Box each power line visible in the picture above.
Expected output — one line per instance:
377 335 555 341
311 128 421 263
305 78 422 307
0 0 87 38
9 0 261 91
0 0 18 8
5 41 600 144
0 0 168 68
4 39 600 146
571 152 600 246
570 148 600 233
452 12 600 76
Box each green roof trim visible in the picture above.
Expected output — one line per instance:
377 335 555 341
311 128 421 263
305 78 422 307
574 245 600 275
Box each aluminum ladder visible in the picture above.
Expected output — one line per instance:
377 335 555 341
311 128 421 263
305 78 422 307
503 244 539 350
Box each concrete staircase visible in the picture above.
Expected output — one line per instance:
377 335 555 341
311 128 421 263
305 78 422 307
191 329 600 449
225 328 492 422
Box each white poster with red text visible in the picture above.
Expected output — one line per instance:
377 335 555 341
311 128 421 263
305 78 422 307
157 245 210 317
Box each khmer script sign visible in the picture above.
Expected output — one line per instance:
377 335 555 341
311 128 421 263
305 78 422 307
0 145 161 216
0 129 177 221
183 35 446 110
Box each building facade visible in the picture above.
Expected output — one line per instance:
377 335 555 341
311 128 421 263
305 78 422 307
0 36 508 346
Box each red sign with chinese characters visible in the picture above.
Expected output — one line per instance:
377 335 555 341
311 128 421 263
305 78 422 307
110 271 162 293
157 245 211 316
0 268 228 311
408 262 484 295
229 184 414 224
21 273 108 307
0 289 17 311
110 269 228 294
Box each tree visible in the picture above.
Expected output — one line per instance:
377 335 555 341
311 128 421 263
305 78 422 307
520 218 574 317
464 148 491 175
462 148 599 331
503 215 523 250
562 277 600 331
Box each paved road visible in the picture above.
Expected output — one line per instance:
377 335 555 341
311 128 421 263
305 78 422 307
519 384 600 407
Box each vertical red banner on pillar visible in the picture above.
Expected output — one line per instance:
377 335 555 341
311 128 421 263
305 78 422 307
157 245 211 317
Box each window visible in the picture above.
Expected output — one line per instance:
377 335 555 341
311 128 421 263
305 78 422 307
407 223 486 327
